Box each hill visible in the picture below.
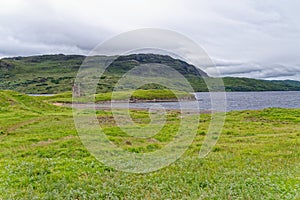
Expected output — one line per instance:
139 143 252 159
270 79 300 88
0 54 300 93
222 77 300 91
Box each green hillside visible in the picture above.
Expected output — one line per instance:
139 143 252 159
0 54 299 93
222 77 300 91
270 79 300 88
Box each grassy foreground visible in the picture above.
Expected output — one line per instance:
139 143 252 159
0 91 299 199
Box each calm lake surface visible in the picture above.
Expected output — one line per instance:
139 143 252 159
196 91 300 111
90 91 300 112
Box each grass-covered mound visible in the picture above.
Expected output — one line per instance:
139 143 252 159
0 90 67 114
0 90 70 137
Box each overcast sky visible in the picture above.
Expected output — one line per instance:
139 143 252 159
1 0 300 80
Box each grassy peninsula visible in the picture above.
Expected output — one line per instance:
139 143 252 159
37 89 195 104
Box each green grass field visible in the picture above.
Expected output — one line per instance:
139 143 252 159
0 91 299 199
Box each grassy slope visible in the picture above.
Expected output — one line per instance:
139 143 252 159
1 54 300 94
0 91 299 199
0 55 83 93
0 90 67 112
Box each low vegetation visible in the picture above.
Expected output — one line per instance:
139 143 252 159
0 91 299 199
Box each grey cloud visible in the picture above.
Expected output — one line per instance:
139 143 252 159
212 63 300 80
0 1 113 57
212 58 245 67
0 0 299 80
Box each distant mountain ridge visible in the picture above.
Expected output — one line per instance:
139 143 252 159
270 80 300 87
0 54 300 93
